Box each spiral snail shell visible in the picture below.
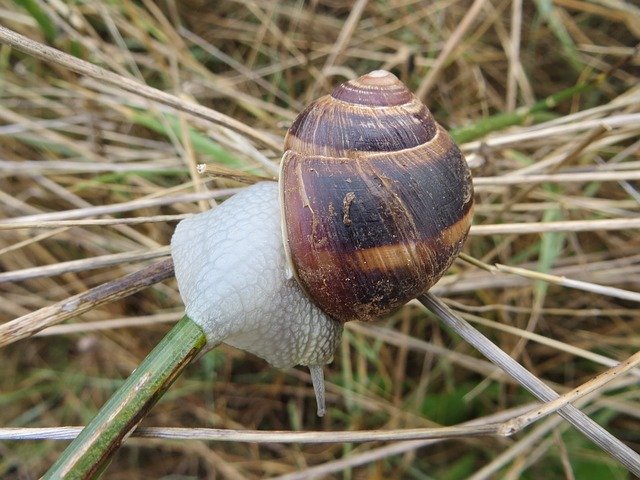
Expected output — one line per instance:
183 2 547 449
171 70 473 414
280 70 474 323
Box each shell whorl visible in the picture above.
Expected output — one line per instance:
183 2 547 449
280 70 474 323
329 69 414 106
284 70 437 157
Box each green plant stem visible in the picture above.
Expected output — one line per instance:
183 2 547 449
43 315 207 480
450 82 592 143
451 44 640 144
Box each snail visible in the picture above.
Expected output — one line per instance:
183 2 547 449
170 70 474 416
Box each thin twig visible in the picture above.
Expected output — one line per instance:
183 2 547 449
20 363 637 444
418 293 640 476
0 214 191 229
0 258 175 348
470 217 640 235
2 423 501 443
474 169 640 186
0 248 169 283
270 404 536 480
499 351 640 435
494 263 640 303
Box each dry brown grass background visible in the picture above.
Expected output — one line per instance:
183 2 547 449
0 0 639 478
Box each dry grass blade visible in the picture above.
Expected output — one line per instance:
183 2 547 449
494 263 640 303
0 215 191 230
471 217 640 235
196 163 275 184
415 0 488 99
33 313 181 337
0 423 501 443
0 248 169 283
419 293 640 476
1 189 239 223
474 169 640 186
0 26 281 153
269 404 538 480
0 259 174 347
1 1 638 478
499 351 640 435
3 350 637 444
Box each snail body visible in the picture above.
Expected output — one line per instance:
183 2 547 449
171 70 473 415
171 182 341 415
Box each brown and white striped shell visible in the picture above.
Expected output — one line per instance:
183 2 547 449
279 70 474 323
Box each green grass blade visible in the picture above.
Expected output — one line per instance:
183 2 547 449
129 110 241 166
534 0 583 72
43 315 206 480
451 82 594 143
15 0 57 44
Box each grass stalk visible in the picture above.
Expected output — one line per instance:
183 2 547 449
42 315 206 479
419 292 640 476
0 258 175 348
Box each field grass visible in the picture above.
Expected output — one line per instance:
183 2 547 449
1 1 639 478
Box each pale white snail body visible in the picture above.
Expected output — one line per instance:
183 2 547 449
171 182 341 415
171 70 473 416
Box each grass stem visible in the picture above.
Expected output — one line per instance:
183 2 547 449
419 293 640 476
43 315 206 479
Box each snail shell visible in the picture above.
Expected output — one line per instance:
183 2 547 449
279 70 474 323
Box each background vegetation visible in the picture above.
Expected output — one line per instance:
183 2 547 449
0 0 639 478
